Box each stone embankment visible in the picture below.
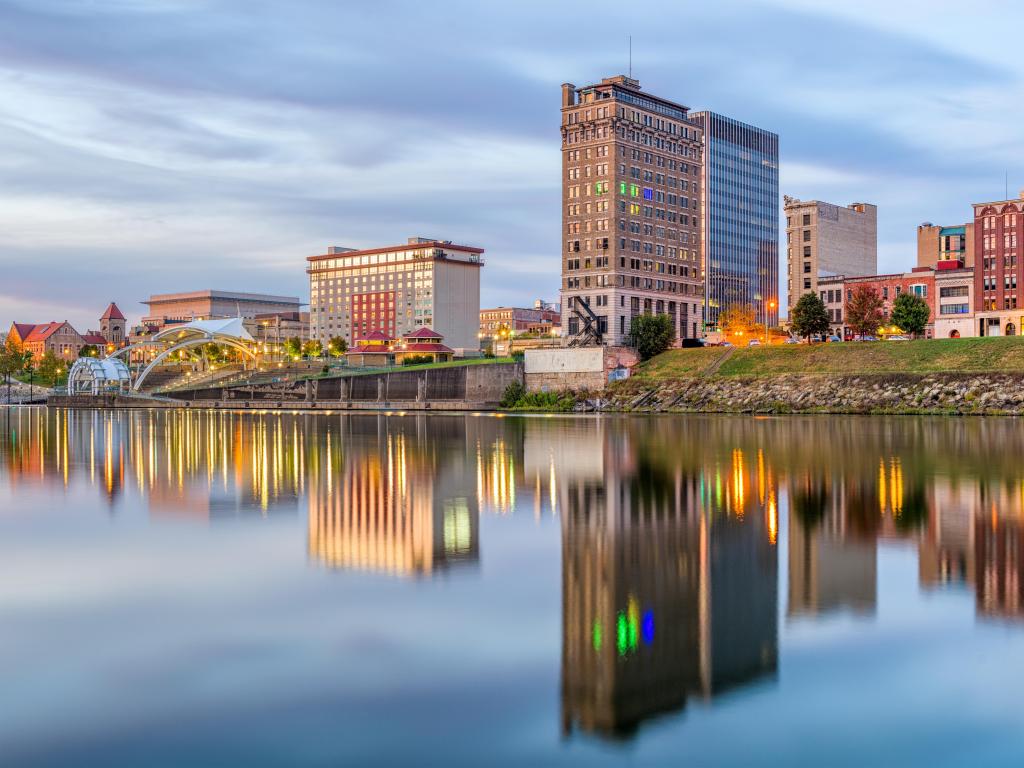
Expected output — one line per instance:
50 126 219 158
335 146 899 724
605 373 1024 415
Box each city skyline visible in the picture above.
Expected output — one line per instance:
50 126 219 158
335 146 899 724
2 0 1023 332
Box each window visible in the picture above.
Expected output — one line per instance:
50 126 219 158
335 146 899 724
803 230 811 242
803 278 811 290
939 285 969 298
803 214 811 226
803 262 811 274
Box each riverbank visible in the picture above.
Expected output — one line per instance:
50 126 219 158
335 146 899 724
604 337 1024 415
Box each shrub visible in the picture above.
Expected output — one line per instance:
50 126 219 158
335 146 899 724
500 379 526 408
401 354 434 366
629 314 675 361
512 391 576 412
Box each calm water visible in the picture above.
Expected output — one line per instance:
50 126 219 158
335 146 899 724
2 408 1024 766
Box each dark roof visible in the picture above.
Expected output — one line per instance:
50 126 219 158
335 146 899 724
100 302 126 321
10 323 37 340
81 333 107 345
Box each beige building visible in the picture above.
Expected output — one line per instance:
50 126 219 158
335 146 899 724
784 197 877 312
142 290 301 326
933 268 974 338
817 274 846 337
307 237 483 352
560 75 704 345
917 222 974 269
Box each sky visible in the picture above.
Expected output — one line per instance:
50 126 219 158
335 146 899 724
1 0 1022 331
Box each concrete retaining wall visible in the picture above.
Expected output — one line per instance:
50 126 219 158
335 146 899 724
524 346 639 392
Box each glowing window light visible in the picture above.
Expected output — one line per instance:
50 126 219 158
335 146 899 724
619 181 627 195
592 621 602 652
642 611 655 646
643 187 653 200
630 184 640 197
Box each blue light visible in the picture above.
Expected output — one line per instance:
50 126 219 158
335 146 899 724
641 611 655 645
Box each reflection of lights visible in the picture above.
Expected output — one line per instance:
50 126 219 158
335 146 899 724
592 621 602 652
641 611 655 646
732 448 745 516
768 491 778 545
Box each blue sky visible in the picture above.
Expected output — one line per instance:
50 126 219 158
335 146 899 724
0 0 1021 330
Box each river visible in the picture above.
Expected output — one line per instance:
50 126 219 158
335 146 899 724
1 407 1022 766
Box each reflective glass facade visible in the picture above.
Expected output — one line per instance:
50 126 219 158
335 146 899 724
692 112 779 328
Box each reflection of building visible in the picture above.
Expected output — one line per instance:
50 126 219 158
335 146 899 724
558 424 777 740
788 478 877 617
975 514 1024 620
918 479 976 590
307 416 480 577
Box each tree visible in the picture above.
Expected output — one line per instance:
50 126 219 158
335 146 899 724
629 313 675 361
284 337 303 359
327 336 348 358
890 292 930 337
719 303 757 340
79 344 99 358
303 339 323 358
845 285 887 338
790 293 830 341
0 337 28 402
36 350 66 386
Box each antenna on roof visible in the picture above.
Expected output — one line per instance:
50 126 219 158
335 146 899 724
628 35 632 79
1006 170 1009 201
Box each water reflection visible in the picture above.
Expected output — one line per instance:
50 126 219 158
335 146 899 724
6 409 1024 758
553 419 778 739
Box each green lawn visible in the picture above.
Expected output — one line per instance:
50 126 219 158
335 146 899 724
636 337 1024 380
629 347 732 382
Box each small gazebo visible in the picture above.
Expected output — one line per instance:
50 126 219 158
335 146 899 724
394 327 454 365
67 357 132 395
345 331 393 368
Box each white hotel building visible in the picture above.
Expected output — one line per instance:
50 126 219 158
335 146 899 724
307 237 484 352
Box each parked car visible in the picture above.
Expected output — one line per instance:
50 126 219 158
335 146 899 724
747 339 761 347
720 341 734 348
827 335 842 343
784 337 799 344
888 335 911 341
681 338 705 348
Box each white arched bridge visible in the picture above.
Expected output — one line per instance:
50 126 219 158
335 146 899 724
106 317 259 392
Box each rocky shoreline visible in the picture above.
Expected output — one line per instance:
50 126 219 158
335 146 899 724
601 372 1024 415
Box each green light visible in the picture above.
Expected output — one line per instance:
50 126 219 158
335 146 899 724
616 612 627 656
592 621 602 652
619 181 627 195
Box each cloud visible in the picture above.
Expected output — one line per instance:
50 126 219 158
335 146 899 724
0 0 1022 330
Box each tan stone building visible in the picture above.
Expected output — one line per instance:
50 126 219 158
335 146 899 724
7 321 85 360
784 197 877 312
142 290 301 326
560 75 704 345
479 305 561 338
917 222 974 269
307 238 483 352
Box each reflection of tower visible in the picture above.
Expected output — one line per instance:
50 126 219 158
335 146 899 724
787 477 877 618
307 415 480 577
559 423 777 741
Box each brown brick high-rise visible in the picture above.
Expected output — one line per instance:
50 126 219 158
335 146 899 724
560 76 704 344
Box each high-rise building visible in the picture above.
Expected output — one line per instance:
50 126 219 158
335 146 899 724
784 197 877 312
691 112 779 329
560 76 704 345
917 222 974 269
973 191 1024 336
307 237 483 351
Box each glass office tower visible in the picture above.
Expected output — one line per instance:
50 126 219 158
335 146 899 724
691 112 779 330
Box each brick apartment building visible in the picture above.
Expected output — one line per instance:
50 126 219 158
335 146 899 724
479 305 561 338
820 268 937 338
974 191 1024 336
560 75 704 344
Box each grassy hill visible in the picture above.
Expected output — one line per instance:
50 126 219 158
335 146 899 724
630 337 1024 383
